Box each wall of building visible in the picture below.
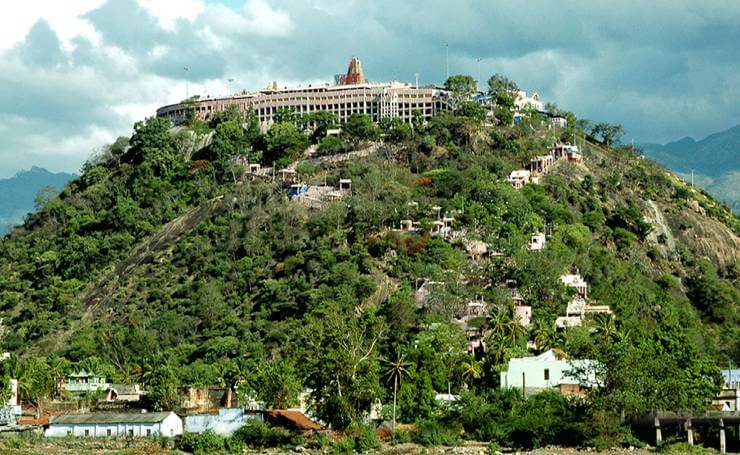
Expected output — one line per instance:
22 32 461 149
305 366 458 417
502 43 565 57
45 413 183 438
184 408 263 436
156 84 446 127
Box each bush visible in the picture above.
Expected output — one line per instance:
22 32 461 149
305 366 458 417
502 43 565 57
332 437 356 454
180 431 226 454
232 419 301 448
414 418 460 447
354 424 381 452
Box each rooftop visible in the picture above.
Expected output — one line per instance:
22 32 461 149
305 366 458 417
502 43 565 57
50 412 173 425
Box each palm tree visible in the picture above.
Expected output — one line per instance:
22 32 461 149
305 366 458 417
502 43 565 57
532 319 554 352
591 313 616 343
461 359 483 387
382 353 410 438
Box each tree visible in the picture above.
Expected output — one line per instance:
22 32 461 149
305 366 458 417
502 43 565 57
210 120 250 178
300 111 338 142
591 123 624 147
264 122 309 166
444 75 477 108
317 136 346 156
383 353 411 437
487 73 519 96
241 359 302 409
343 114 379 144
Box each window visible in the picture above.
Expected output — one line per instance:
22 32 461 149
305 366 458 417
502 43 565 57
544 369 550 381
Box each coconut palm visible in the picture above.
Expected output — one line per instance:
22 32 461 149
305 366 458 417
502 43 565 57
382 353 411 438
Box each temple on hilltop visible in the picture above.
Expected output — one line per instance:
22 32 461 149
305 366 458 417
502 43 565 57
157 56 446 126
339 56 366 85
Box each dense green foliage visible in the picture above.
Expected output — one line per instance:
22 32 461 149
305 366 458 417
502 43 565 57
0 74 737 449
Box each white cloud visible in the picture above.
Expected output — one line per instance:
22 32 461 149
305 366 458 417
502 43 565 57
0 0 104 51
137 0 205 29
200 0 293 37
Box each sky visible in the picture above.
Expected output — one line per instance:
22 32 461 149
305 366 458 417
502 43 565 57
1 0 739 177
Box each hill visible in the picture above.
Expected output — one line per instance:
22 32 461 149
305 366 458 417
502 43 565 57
0 166 76 235
642 124 740 212
0 104 737 449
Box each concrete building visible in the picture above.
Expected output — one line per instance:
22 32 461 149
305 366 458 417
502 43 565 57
711 369 740 411
45 412 183 438
561 273 588 299
184 408 263 436
157 56 447 127
528 232 547 251
500 349 597 397
104 384 143 403
508 170 531 189
63 371 109 395
514 91 544 112
515 305 532 327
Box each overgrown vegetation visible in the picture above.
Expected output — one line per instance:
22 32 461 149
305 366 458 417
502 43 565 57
0 73 737 451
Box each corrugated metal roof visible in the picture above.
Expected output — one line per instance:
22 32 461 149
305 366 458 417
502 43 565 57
50 412 173 425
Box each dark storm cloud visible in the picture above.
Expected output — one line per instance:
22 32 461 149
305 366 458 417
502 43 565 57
1 0 739 177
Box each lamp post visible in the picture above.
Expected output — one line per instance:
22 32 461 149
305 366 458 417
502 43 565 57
476 58 482 91
183 66 190 100
445 43 449 81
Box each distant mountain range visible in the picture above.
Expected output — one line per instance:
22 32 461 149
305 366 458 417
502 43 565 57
642 124 739 212
0 167 76 235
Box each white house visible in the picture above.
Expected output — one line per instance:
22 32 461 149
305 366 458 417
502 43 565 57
528 232 547 251
63 371 110 395
508 170 531 190
45 412 183 438
514 91 544 112
500 349 597 396
184 408 263 436
560 274 588 299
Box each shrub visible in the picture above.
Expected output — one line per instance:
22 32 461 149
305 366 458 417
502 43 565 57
332 437 356 454
180 431 226 454
413 418 460 447
232 419 301 448
354 424 381 452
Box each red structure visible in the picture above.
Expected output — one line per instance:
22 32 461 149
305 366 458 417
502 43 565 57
339 56 366 85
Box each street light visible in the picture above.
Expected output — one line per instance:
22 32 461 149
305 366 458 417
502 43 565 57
476 58 483 92
445 43 449 81
183 66 190 100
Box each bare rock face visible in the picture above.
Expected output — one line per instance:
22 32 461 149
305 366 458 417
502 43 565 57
667 205 740 266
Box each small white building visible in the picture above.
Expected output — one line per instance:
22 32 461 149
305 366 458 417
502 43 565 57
508 170 531 190
63 371 110 395
560 274 588 299
45 412 183 438
515 305 532 327
500 349 597 396
184 408 263 436
528 232 547 251
514 91 544 112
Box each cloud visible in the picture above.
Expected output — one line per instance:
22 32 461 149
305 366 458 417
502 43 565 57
0 0 739 178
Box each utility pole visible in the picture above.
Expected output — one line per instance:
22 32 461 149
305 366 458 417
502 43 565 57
445 43 449 81
228 78 234 96
183 66 190 100
476 58 482 92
